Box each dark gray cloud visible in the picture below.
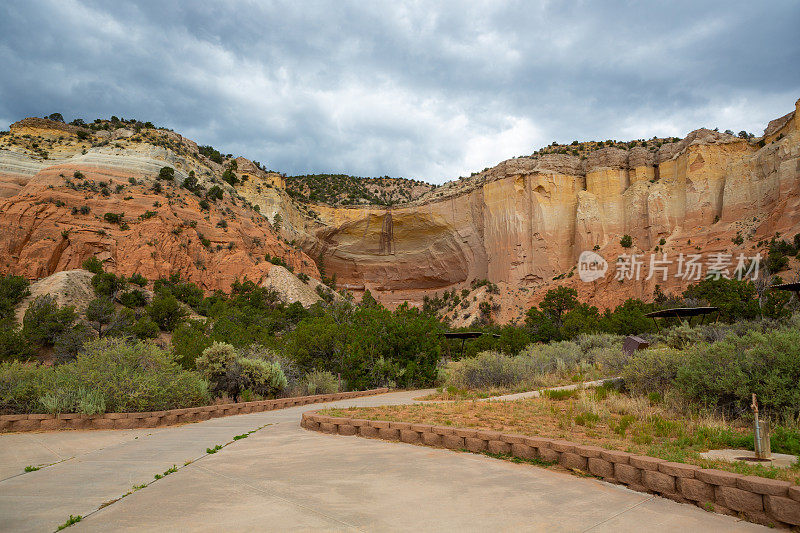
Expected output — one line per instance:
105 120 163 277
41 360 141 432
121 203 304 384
1 0 798 183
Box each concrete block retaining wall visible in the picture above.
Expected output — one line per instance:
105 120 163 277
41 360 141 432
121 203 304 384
302 411 800 529
0 388 389 433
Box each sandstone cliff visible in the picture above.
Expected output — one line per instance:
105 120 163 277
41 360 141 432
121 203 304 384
250 99 800 320
2 99 798 322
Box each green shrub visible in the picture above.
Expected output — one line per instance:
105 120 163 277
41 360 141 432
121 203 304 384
620 234 633 248
158 166 175 181
119 289 147 308
676 328 800 419
238 357 287 397
222 169 239 185
81 256 104 274
443 340 595 391
69 337 208 412
22 295 77 347
0 338 209 414
520 341 584 371
656 323 728 349
301 370 339 395
207 185 223 201
0 274 30 319
130 316 159 340
621 347 684 395
446 351 526 390
53 323 92 364
171 320 213 369
195 341 286 400
91 272 127 298
183 173 198 191
39 387 106 414
147 292 188 331
86 297 115 336
103 212 124 224
0 320 35 362
128 273 148 287
683 277 759 322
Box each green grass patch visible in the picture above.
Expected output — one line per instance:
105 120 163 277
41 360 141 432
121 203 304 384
542 389 578 401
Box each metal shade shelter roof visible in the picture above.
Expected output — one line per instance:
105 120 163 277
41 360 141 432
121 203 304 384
442 332 500 339
442 331 501 358
770 282 800 292
645 306 719 318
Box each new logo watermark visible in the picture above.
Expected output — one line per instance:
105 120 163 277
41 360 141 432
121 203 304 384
577 251 762 282
578 251 608 282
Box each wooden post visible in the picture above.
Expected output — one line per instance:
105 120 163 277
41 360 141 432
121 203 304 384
752 393 764 459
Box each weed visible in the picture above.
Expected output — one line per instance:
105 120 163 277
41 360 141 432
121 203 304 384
56 515 82 530
233 429 258 440
543 389 577 401
574 412 600 427
154 465 178 480
24 465 40 472
481 450 556 468
206 444 223 454
610 414 636 437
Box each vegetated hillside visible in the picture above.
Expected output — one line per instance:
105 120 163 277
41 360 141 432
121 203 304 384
285 173 434 206
0 115 319 294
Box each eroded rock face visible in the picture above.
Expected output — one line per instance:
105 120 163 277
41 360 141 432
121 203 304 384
0 125 319 294
3 100 799 322
275 99 800 316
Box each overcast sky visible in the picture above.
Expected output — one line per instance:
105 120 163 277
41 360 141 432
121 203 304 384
1 1 798 183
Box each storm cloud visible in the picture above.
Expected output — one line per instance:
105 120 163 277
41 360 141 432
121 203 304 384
1 0 798 183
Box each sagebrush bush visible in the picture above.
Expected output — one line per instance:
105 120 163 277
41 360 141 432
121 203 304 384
676 328 800 420
518 341 584 372
574 333 624 353
620 347 684 395
196 342 287 400
593 345 631 374
0 337 209 414
39 387 105 414
445 341 595 391
302 370 340 395
446 351 518 389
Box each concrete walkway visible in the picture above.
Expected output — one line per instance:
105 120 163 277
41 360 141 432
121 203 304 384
0 390 765 532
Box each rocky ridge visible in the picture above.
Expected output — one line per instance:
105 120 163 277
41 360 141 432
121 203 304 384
2 99 799 321
0 119 320 301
